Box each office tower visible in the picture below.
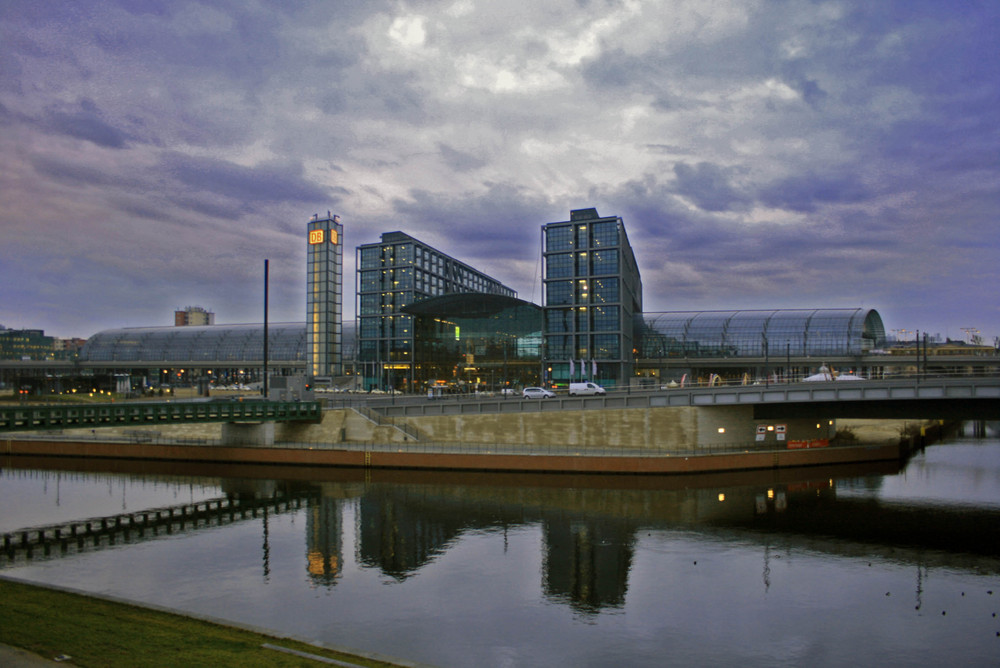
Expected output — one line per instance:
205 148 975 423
356 231 515 391
541 208 642 388
307 212 344 378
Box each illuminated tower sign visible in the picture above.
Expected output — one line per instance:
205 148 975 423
307 212 343 378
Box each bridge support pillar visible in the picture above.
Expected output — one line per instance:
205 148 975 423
221 421 274 446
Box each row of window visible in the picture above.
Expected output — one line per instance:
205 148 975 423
544 221 620 252
545 307 621 333
359 242 511 297
545 334 621 360
358 315 413 340
545 250 620 278
545 278 620 305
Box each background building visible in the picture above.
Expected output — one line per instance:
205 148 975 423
356 231 516 391
174 306 215 326
542 208 642 388
0 327 54 361
307 212 344 379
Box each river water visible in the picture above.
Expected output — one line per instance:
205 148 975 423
2 426 999 667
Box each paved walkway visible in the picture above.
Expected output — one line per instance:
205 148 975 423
0 644 57 665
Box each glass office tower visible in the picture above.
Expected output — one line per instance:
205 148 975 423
542 208 642 388
307 212 344 378
356 231 515 392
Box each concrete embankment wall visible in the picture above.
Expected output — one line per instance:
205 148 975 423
2 437 903 475
28 405 836 452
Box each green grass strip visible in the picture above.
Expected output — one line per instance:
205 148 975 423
0 578 401 667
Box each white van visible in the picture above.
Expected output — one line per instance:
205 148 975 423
569 382 605 396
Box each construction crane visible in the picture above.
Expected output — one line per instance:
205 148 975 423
960 327 982 345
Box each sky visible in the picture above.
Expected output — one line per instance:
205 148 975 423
1 0 998 345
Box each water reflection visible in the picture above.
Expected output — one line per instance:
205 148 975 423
7 453 1000 612
5 440 1000 666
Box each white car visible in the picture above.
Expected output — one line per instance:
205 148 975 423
522 387 555 399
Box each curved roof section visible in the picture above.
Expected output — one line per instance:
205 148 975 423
402 293 541 318
80 323 307 363
640 309 885 357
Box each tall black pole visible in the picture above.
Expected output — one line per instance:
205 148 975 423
263 259 269 397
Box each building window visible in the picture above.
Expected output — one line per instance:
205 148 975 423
360 271 378 292
593 334 620 359
592 278 618 303
591 221 617 247
591 250 618 275
547 335 571 358
546 253 573 279
360 247 381 269
546 309 573 333
546 281 573 306
545 225 574 252
592 306 620 332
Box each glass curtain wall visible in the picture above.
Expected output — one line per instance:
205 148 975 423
404 294 543 393
639 309 886 358
356 232 516 392
542 209 641 388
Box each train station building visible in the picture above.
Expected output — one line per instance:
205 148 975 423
14 207 906 394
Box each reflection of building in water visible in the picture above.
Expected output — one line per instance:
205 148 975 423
306 495 342 585
543 518 635 613
358 495 464 579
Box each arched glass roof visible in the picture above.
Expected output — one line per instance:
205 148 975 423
639 309 885 358
403 293 540 319
80 323 307 363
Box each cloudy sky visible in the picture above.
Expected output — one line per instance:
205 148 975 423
2 1 998 344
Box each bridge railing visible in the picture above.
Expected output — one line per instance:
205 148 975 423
0 400 321 433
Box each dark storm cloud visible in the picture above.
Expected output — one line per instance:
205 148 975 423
757 172 870 214
45 101 131 149
672 162 749 213
31 155 124 187
2 0 999 340
438 143 488 172
159 153 333 205
391 183 552 263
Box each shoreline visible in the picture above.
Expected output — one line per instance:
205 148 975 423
3 438 907 475
0 575 418 667
1 419 945 476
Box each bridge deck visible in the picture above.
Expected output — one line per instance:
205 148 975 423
0 400 322 433
371 378 1000 420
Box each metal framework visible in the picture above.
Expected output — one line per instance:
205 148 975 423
0 400 321 433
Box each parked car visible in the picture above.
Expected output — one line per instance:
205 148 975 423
522 387 555 399
568 382 605 396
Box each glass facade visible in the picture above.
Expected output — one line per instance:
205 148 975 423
542 208 642 388
81 324 308 363
403 293 543 391
307 213 344 378
356 231 516 391
638 309 887 358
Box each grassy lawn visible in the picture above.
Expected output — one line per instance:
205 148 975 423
0 578 402 667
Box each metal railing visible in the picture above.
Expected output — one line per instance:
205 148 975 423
0 400 322 433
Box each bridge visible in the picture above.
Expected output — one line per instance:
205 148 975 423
371 376 1000 421
2 488 318 564
0 399 321 434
